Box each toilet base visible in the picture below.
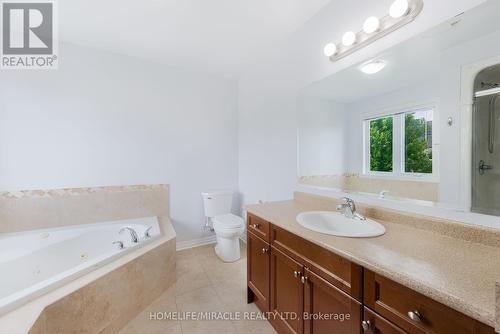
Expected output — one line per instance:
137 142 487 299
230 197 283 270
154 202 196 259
214 235 241 262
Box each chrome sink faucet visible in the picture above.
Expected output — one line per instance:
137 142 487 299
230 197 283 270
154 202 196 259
119 227 139 243
336 197 366 221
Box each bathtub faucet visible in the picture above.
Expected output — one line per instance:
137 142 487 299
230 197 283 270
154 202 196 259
119 227 139 243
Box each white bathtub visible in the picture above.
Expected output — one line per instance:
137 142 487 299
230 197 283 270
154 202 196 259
0 217 161 316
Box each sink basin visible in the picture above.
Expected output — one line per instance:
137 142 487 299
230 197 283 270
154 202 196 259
296 211 385 238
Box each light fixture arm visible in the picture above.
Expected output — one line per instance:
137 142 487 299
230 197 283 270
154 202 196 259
327 0 423 62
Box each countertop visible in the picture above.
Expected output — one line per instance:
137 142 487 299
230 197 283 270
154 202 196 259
246 199 500 329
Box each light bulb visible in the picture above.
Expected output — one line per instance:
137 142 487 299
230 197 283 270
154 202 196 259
342 31 356 46
323 43 337 57
360 60 387 74
363 16 380 34
389 0 410 18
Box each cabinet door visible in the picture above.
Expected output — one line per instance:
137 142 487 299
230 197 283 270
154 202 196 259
303 268 362 334
362 308 407 334
247 231 270 312
270 246 304 334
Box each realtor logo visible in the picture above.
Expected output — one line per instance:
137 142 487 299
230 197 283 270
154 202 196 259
1 1 58 69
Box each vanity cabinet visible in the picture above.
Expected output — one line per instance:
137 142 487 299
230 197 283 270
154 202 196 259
364 270 496 334
247 213 495 334
247 230 270 312
270 246 304 334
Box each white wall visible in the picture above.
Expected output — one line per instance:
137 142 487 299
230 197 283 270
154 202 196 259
0 43 238 243
297 97 347 176
238 0 487 206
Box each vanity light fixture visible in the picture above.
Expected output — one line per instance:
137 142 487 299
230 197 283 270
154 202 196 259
360 60 387 74
324 0 423 62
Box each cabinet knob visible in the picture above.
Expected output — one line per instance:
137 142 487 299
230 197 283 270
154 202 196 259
293 271 300 278
300 276 308 284
252 223 260 229
262 248 269 254
407 310 422 322
361 320 371 331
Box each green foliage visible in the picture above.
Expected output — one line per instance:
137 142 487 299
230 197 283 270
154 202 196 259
404 114 432 173
370 117 393 172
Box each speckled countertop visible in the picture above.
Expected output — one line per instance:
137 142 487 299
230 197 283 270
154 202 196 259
246 198 500 329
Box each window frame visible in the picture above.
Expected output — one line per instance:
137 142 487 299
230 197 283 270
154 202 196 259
363 102 438 181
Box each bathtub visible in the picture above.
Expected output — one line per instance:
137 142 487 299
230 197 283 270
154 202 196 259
0 217 161 316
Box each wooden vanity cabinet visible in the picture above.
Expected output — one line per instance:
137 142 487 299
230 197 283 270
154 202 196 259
247 213 496 334
247 225 271 313
270 246 304 334
303 268 362 334
364 269 496 334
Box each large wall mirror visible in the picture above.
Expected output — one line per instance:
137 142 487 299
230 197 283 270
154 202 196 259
297 0 500 218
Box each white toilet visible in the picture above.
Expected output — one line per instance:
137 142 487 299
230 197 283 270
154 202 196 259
202 191 244 262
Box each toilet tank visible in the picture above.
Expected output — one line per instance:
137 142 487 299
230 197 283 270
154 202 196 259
202 191 233 218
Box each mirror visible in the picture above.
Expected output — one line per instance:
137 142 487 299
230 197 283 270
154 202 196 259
297 0 500 215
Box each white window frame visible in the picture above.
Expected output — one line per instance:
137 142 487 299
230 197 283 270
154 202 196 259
363 103 439 181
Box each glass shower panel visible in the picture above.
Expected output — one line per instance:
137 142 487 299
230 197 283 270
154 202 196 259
472 93 500 216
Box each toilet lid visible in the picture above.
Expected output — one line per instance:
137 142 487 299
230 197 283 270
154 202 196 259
213 214 244 228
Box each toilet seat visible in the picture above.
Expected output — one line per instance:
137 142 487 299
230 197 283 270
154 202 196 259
213 214 244 230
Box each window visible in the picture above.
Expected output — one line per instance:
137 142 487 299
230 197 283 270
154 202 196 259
369 116 393 172
364 106 435 178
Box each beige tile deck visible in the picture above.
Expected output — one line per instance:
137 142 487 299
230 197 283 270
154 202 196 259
119 242 276 334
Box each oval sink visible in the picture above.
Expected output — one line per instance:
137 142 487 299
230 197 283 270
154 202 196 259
296 211 385 238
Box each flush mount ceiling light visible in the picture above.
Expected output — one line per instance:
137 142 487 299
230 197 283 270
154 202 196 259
360 60 387 74
323 0 423 62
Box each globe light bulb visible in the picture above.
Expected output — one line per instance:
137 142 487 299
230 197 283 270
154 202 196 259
389 0 410 19
342 31 356 46
323 43 337 57
363 16 380 34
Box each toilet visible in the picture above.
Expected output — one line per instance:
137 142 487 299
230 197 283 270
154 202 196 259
202 191 244 262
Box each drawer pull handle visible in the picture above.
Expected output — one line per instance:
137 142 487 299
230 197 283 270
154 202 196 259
361 320 371 331
252 223 260 229
407 310 422 322
262 248 269 254
300 276 308 284
293 271 300 278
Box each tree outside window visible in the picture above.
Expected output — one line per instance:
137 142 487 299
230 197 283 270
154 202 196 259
369 117 393 172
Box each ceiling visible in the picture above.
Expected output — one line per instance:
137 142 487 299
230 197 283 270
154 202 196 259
58 0 330 78
302 0 500 103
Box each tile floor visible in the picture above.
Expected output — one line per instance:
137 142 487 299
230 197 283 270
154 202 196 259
119 242 276 334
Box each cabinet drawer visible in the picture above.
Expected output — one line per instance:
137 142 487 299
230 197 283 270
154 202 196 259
363 307 407 334
247 214 270 242
270 224 362 301
364 270 495 334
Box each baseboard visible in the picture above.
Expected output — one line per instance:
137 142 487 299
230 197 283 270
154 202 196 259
176 235 217 251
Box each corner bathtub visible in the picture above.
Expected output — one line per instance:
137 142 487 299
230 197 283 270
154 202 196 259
0 217 161 315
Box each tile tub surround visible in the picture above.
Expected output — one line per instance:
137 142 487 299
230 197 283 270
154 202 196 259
119 243 276 334
246 192 500 328
298 174 439 202
0 184 169 233
0 216 175 334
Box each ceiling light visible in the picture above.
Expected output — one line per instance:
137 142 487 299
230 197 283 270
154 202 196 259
363 16 380 34
323 43 337 57
389 0 410 18
360 60 387 74
342 31 356 46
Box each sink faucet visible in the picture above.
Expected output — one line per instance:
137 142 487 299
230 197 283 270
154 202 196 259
336 197 366 221
119 227 139 243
